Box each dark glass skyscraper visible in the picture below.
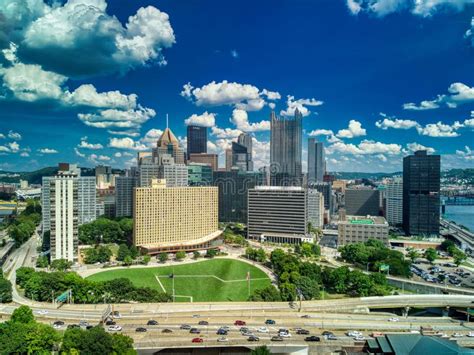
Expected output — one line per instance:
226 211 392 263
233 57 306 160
270 109 302 186
187 125 207 155
403 150 440 236
308 138 325 183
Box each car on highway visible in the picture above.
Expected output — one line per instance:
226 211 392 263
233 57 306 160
301 315 311 318
271 336 284 342
265 319 276 325
190 328 201 334
248 335 260 342
467 332 474 337
257 327 269 333
388 317 399 322
297 329 310 335
67 324 80 329
111 311 121 318
347 331 362 337
135 327 147 332
192 314 200 318
105 320 116 326
217 329 228 335
108 325 122 331
240 327 249 333
53 320 64 326
234 320 246 326
162 328 173 333
53 323 63 329
147 320 158 325
279 331 291 338
198 320 209 326
354 335 366 341
305 336 320 342
192 338 203 343
217 337 228 342
452 333 464 338
180 324 191 330
37 310 48 315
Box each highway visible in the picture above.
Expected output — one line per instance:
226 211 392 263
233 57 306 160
441 219 474 252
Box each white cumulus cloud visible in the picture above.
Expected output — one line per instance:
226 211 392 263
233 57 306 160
184 112 216 127
38 147 58 154
406 142 436 154
78 136 103 150
280 95 323 117
230 109 270 132
108 137 148 151
336 120 367 138
403 82 474 110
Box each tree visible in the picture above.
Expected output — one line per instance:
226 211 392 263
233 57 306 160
78 218 125 245
407 248 420 263
123 255 133 266
11 305 34 324
175 251 186 261
117 244 130 261
440 239 455 252
142 255 151 265
129 245 139 259
35 255 49 268
0 276 13 303
84 246 112 264
206 249 217 258
193 251 200 259
16 267 35 288
251 345 271 355
50 259 72 271
249 286 281 302
424 248 438 264
296 276 320 300
159 253 168 263
452 249 467 266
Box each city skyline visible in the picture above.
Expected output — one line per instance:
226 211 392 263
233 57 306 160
0 0 473 173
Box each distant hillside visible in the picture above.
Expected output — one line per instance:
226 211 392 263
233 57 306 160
0 167 58 185
332 171 401 180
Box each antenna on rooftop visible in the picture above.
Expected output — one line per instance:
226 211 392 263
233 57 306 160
166 113 169 129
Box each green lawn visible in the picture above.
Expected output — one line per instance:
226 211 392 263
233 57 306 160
87 258 271 302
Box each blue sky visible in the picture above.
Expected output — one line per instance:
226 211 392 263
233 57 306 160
0 0 473 172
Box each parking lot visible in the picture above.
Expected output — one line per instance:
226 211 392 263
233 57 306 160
411 260 474 289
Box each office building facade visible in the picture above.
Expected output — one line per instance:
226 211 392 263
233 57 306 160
48 174 79 261
133 179 220 254
158 164 188 187
338 216 389 246
386 178 403 226
188 153 218 171
152 128 185 164
403 150 440 236
307 189 324 228
345 188 380 216
188 163 212 186
270 109 302 185
308 138 325 183
247 186 313 244
237 133 253 171
212 170 264 223
187 125 207 155
310 182 333 213
115 176 136 217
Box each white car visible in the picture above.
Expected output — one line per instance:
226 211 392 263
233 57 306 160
53 324 62 329
388 317 399 322
354 335 366 341
217 337 228 342
467 332 474 337
279 332 292 338
347 331 362 337
37 310 49 315
257 327 269 333
108 325 122 331
452 333 463 338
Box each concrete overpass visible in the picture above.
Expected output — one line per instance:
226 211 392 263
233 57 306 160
441 219 474 253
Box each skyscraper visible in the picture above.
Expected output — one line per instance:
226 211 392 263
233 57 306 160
153 128 185 164
308 138 325 183
403 150 440 236
345 188 380 216
238 133 253 171
187 125 207 155
386 178 403 226
270 109 302 185
115 176 137 218
231 142 249 171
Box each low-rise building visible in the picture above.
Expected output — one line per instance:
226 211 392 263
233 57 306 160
338 215 389 246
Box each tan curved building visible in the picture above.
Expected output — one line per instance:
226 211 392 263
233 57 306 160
133 179 221 254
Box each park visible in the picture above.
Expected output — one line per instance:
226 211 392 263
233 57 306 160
87 258 271 302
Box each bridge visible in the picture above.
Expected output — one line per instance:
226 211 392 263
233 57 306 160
440 219 474 253
443 196 474 206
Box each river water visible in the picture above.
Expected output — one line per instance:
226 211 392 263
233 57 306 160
443 205 474 232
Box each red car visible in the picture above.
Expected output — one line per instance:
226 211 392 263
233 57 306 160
192 338 203 343
234 320 246 326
